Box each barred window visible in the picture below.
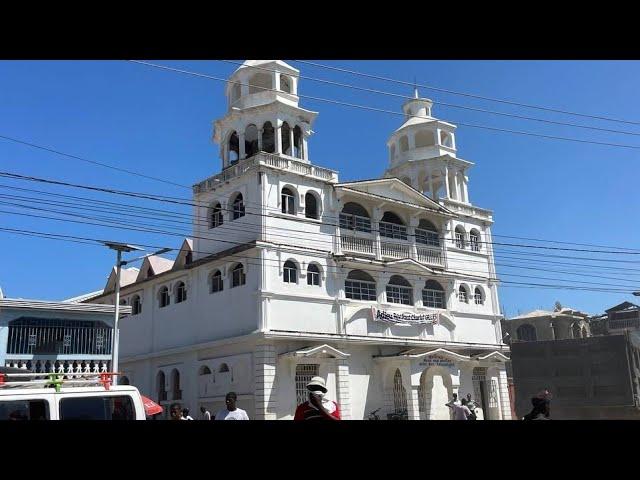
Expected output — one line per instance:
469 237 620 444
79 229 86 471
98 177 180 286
455 226 466 249
175 282 187 303
295 364 319 406
339 202 371 233
474 287 484 305
422 280 445 309
283 260 297 283
232 193 245 220
458 285 469 303
159 287 170 308
379 212 407 240
470 230 480 252
386 275 413 305
345 270 377 301
210 203 224 228
211 270 223 293
305 192 319 219
131 295 142 315
281 188 296 215
232 264 246 287
307 264 321 286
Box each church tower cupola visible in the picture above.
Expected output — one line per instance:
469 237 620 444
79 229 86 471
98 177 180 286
384 89 473 205
213 60 318 170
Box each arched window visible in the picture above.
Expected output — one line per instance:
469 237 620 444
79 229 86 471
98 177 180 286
231 193 245 220
386 275 413 305
281 122 291 156
307 264 321 286
415 130 436 148
305 192 319 219
455 226 466 249
244 124 259 158
345 270 377 301
416 219 440 247
470 229 481 252
422 280 445 309
211 270 223 293
293 125 303 158
399 135 409 152
158 286 170 308
393 369 408 415
281 187 296 215
340 202 371 232
283 260 297 283
232 263 246 287
248 72 272 94
280 74 292 93
228 131 239 163
156 371 166 402
458 285 469 303
219 363 230 373
517 324 537 342
199 366 212 376
175 282 187 303
210 203 223 229
474 287 484 305
380 212 407 240
170 369 181 400
131 295 142 315
262 121 275 153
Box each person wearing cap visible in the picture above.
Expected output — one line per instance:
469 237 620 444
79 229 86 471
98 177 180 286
294 376 341 420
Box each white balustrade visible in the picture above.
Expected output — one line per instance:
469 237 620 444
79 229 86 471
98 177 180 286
340 235 374 255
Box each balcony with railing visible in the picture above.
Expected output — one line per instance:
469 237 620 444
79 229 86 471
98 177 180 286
338 222 445 268
193 152 338 193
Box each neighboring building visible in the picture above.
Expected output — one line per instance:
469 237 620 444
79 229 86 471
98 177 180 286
86 60 512 420
502 305 591 343
0 297 130 376
593 302 640 336
510 334 640 419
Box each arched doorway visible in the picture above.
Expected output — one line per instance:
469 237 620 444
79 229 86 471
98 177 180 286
419 367 453 420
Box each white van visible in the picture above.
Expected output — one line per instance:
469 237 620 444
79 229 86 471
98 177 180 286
0 369 147 420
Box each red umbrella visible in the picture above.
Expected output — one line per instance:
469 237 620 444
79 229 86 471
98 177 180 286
140 395 163 416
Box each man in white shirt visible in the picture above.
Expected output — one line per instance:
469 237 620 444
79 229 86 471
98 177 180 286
215 392 249 420
200 406 211 420
446 398 472 420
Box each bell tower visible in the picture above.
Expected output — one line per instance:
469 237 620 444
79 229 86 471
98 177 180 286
213 60 318 169
384 89 473 204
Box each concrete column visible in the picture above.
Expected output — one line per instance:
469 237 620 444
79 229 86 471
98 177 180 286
288 127 294 157
275 121 282 154
302 133 309 161
444 164 450 199
274 72 280 91
254 343 278 420
409 217 418 261
497 367 512 420
238 131 246 160
336 359 352 419
429 172 435 200
373 208 383 261
222 143 229 168
463 173 469 203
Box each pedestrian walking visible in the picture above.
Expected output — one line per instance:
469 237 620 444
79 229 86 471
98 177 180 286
446 397 472 420
200 406 211 420
215 392 249 420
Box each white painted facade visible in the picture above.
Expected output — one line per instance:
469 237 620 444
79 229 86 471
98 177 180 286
89 60 512 420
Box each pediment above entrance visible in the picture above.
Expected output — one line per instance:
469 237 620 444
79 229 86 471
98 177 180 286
279 344 350 360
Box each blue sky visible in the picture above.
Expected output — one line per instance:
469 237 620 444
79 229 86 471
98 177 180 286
0 60 638 317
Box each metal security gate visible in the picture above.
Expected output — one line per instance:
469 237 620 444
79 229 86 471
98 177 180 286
295 364 319 406
473 367 489 419
392 369 408 417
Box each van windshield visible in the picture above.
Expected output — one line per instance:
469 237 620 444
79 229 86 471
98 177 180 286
59 395 135 420
0 399 49 420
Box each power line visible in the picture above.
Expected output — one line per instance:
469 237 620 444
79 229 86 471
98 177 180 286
292 60 640 127
128 60 640 151
0 225 636 295
218 59 640 138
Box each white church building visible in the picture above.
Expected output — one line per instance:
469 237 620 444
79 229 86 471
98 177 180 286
89 60 512 420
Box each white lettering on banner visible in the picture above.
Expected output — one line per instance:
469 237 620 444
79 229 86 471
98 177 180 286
419 355 455 368
371 307 439 327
